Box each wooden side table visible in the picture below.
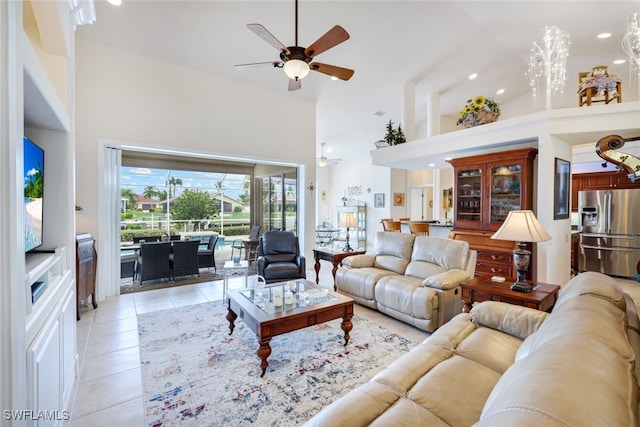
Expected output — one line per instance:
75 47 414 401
313 248 366 290
460 275 560 313
76 233 98 320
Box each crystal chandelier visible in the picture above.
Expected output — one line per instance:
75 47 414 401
527 26 571 110
622 13 640 75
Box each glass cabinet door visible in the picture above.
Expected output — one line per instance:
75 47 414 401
456 168 482 223
489 164 522 223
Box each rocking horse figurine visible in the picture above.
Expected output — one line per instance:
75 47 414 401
595 134 640 183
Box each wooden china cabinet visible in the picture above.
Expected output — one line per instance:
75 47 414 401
447 147 538 278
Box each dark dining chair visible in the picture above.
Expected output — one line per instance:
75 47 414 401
170 240 200 281
197 235 219 272
243 225 262 264
135 242 172 284
257 230 306 283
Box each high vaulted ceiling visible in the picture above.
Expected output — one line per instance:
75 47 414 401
77 1 640 159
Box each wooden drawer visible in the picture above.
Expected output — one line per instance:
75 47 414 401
477 250 512 264
476 260 513 277
476 250 513 276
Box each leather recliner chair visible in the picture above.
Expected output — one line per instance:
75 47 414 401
257 230 306 283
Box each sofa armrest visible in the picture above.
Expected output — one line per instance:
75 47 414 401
470 301 548 340
422 269 470 290
342 254 375 268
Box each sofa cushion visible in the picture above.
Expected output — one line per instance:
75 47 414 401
516 293 633 363
375 275 438 320
478 334 639 427
423 269 471 290
335 266 398 308
410 236 470 271
555 270 626 311
371 232 415 274
471 301 548 341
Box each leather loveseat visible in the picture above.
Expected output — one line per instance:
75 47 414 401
336 232 477 332
305 271 640 426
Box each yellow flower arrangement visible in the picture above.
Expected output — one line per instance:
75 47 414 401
456 95 501 127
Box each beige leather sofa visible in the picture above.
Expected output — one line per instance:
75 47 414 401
336 232 477 332
305 271 640 426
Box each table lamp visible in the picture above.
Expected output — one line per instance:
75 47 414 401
490 210 551 293
339 212 357 252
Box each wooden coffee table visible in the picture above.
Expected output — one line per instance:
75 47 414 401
226 279 354 377
460 275 560 313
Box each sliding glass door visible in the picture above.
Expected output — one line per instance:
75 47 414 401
258 169 298 233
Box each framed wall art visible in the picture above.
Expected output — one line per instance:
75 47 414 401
554 157 570 220
374 193 385 208
394 192 405 207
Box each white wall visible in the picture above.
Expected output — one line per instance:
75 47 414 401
319 137 391 248
75 39 317 288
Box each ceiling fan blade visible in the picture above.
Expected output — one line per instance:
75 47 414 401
234 61 282 69
310 63 354 81
247 23 290 55
304 25 350 58
288 78 302 91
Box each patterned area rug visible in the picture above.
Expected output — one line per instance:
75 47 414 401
138 302 420 426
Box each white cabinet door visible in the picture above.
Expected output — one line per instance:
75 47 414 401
27 312 62 427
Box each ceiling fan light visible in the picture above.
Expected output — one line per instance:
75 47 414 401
318 157 328 167
284 59 310 80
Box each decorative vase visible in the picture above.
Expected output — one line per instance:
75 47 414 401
462 110 500 128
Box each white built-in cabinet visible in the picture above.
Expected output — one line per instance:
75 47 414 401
1 2 77 425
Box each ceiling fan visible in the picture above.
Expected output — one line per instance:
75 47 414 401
317 143 341 167
234 0 354 91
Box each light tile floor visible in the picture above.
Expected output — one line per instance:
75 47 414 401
67 267 429 426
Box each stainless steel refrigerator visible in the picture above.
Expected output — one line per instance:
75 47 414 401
578 189 640 280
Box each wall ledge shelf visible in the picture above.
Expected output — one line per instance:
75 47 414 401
371 102 640 170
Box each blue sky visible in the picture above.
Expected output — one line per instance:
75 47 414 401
23 137 44 185
121 167 248 200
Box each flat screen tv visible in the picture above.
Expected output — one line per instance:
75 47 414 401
24 136 44 252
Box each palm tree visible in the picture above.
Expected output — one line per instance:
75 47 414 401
166 176 183 199
143 185 158 200
121 188 137 212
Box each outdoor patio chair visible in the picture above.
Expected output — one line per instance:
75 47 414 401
170 240 200 281
243 225 262 264
197 235 219 272
135 242 172 284
257 230 306 283
120 252 137 278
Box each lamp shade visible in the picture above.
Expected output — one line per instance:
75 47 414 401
491 210 552 243
283 59 310 80
339 212 357 228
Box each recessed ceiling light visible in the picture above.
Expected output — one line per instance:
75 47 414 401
613 59 626 64
597 32 611 39
330 76 339 81
107 0 122 5
496 89 505 95
373 110 386 117
468 73 478 80
428 163 436 167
